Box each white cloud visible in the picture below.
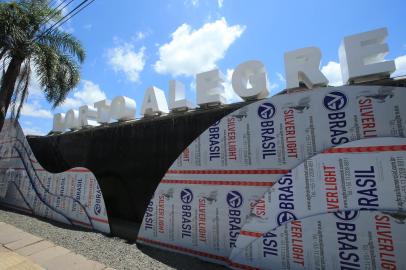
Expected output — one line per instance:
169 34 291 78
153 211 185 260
21 101 52 119
55 0 74 33
56 0 69 16
57 19 74 33
269 82 279 92
185 0 199 7
154 18 245 77
276 72 285 82
61 80 106 109
321 61 343 86
21 120 48 136
136 31 147 41
392 55 406 77
218 0 224 8
29 65 43 96
189 80 196 92
107 43 146 82
22 126 47 136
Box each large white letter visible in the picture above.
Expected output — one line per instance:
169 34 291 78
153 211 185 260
284 47 328 89
232 60 269 100
168 80 193 112
78 105 98 128
110 96 136 121
196 69 226 107
94 100 111 124
339 27 396 84
64 109 80 130
52 113 65 133
141 86 169 116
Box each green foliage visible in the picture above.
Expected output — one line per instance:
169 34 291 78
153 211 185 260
0 0 85 120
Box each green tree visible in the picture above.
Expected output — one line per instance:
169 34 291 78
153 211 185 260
0 0 85 131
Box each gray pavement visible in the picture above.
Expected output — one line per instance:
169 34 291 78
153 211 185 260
0 221 112 270
0 208 225 270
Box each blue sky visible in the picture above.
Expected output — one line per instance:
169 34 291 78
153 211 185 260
20 0 406 135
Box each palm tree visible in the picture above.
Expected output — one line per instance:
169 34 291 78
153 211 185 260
0 0 85 131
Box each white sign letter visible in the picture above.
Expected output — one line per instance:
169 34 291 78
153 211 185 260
52 113 65 133
64 109 80 130
232 60 269 100
78 105 98 128
339 27 396 84
196 69 226 107
285 47 328 90
168 80 193 112
94 100 111 124
141 86 169 116
111 96 136 121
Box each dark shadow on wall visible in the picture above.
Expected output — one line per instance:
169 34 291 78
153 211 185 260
26 102 252 228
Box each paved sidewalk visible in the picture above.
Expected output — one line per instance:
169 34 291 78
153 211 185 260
0 222 114 270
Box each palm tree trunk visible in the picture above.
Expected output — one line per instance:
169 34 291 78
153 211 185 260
0 57 23 132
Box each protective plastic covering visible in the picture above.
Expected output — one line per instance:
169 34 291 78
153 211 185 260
231 137 406 259
231 210 406 270
137 85 406 269
0 120 110 233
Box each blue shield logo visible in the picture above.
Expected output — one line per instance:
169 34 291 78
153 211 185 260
334 210 359 221
258 102 276 120
277 211 297 225
323 91 348 111
94 204 101 215
180 188 193 204
226 191 243 208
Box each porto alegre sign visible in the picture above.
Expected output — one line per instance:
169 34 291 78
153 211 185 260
2 26 405 270
52 27 398 133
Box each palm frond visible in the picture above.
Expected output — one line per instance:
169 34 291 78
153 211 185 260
33 43 80 107
32 42 58 92
0 0 85 130
0 3 29 52
37 29 85 63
